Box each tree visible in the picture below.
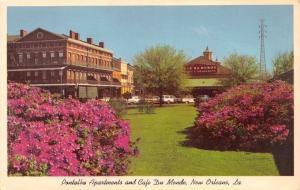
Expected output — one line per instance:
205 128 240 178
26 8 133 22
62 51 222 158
122 92 132 100
221 53 259 87
273 51 294 77
133 45 188 106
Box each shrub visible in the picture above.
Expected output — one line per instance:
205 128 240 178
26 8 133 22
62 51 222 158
108 98 127 117
138 101 155 114
8 82 138 176
192 80 293 151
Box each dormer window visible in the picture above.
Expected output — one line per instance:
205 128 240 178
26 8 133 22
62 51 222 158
36 32 44 39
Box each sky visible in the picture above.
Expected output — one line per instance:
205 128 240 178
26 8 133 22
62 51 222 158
7 6 293 72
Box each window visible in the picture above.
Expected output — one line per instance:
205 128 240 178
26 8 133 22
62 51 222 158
42 71 46 79
42 52 47 58
26 53 30 59
34 71 39 77
26 72 31 77
50 52 55 58
59 52 64 58
51 71 55 77
34 53 38 64
18 54 23 63
59 71 63 76
9 54 15 62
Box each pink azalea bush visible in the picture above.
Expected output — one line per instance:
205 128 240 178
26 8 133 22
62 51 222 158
192 80 293 151
8 82 138 176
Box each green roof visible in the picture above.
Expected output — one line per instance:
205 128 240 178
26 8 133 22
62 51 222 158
185 78 223 87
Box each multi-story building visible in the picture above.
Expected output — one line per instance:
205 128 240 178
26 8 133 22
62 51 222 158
112 57 122 93
120 59 134 94
185 47 231 96
7 28 123 98
127 64 134 94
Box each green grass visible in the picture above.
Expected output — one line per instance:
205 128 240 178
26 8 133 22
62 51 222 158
123 104 279 176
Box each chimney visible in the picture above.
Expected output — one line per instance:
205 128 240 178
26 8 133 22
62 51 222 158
20 29 28 37
99 42 104 48
87 37 93 44
203 46 212 61
69 30 76 39
75 32 80 40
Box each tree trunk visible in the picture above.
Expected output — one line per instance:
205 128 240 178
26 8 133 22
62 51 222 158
159 90 163 107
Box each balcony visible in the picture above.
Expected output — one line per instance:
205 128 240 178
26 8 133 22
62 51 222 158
66 79 121 87
8 59 66 68
69 61 114 71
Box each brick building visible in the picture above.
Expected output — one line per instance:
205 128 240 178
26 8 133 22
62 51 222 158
185 47 231 96
7 28 124 98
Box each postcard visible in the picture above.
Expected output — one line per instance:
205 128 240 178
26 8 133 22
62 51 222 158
0 1 299 190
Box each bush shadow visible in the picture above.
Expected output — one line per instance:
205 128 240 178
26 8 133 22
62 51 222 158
178 125 294 176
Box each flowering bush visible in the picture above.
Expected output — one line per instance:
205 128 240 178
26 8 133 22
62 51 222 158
192 81 293 151
8 82 138 176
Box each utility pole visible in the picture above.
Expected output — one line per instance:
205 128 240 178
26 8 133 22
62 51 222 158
259 19 267 81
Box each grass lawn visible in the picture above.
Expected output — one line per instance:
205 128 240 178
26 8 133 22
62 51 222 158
123 104 279 176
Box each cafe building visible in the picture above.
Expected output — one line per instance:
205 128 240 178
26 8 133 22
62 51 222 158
185 47 231 96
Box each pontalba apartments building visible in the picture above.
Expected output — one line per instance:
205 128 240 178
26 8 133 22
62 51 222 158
185 47 231 96
7 28 133 98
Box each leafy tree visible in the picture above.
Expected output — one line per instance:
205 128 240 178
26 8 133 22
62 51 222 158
133 45 188 106
221 53 259 87
273 51 294 77
122 92 132 100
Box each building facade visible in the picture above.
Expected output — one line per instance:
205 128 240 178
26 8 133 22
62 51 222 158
120 60 134 94
127 64 134 94
7 28 126 98
185 47 231 96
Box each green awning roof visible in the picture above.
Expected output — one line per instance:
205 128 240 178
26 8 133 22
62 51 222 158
185 78 223 87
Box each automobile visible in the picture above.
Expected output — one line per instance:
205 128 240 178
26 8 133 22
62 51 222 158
194 95 210 106
100 97 110 102
162 95 176 104
182 95 195 104
127 96 141 104
200 94 210 101
145 96 160 104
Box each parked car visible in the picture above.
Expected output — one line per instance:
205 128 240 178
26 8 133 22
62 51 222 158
182 95 195 104
100 97 110 102
200 94 210 101
127 96 141 104
162 95 176 104
195 94 210 106
145 96 160 104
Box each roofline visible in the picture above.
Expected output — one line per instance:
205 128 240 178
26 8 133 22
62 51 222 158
67 37 113 54
13 27 113 54
15 27 67 42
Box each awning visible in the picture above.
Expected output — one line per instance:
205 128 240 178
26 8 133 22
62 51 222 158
30 83 121 87
185 78 224 87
